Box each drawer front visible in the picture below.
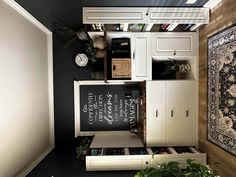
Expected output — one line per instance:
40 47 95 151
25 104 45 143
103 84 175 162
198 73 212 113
86 155 149 171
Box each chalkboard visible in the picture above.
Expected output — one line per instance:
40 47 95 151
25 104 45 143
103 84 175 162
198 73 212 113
80 84 138 131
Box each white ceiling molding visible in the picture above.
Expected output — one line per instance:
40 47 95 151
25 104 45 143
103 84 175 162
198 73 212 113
83 7 209 25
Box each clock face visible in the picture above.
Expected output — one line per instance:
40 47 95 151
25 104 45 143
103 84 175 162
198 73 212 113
75 53 88 67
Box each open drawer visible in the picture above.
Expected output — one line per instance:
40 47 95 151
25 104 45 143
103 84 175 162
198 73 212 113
149 147 206 169
86 146 206 171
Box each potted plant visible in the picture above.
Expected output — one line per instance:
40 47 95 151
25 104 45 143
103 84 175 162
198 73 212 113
161 58 191 78
161 59 180 77
53 19 97 62
76 137 92 160
152 58 192 80
134 159 218 177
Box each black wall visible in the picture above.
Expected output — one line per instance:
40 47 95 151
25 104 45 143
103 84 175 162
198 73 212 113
15 0 208 149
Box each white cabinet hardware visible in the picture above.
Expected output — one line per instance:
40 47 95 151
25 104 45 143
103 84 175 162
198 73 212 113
156 109 158 118
170 109 174 117
186 110 189 117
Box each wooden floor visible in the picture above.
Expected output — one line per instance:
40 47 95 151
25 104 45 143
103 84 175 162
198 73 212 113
199 0 236 177
26 146 136 177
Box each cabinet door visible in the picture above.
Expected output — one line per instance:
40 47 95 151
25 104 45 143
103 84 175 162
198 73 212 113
148 8 209 24
151 32 197 57
131 33 151 81
166 81 197 146
146 81 166 146
83 7 148 24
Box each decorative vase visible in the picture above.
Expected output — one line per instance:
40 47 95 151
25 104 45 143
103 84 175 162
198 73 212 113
178 63 191 73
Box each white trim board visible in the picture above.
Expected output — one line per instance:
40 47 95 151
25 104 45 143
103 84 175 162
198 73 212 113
3 0 51 34
16 146 54 177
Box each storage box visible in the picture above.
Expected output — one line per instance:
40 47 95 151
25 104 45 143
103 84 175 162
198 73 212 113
112 58 131 78
111 38 130 58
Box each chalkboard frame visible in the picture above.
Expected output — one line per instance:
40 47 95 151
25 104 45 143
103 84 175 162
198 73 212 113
74 80 139 137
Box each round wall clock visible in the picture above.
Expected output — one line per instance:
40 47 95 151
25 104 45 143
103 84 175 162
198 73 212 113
75 53 88 67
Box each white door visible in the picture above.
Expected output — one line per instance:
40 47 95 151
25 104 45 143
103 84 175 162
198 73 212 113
131 33 151 81
166 81 197 146
146 81 166 146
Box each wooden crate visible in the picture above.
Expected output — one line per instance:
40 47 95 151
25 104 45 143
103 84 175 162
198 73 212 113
112 58 131 78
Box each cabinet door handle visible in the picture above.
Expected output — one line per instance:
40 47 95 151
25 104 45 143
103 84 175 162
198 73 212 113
140 98 143 106
173 50 176 55
171 109 174 117
113 65 116 70
156 109 158 118
133 51 135 60
186 110 189 117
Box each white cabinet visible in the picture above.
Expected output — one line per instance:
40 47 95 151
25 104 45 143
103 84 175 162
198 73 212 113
166 81 197 146
88 32 198 81
131 33 151 81
83 7 209 25
148 8 209 24
151 32 197 57
83 7 148 24
146 81 197 146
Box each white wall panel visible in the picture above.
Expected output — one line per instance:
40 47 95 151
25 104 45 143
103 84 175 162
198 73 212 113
0 1 54 176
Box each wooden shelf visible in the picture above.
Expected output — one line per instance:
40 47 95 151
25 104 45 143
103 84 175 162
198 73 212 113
86 146 207 171
104 31 108 82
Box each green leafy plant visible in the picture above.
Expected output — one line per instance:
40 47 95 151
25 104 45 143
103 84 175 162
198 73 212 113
161 58 180 76
160 58 191 79
184 159 217 177
134 159 218 177
76 137 91 160
85 40 97 62
53 19 97 62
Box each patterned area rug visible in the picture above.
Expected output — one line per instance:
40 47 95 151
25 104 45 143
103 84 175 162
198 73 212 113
208 23 236 156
